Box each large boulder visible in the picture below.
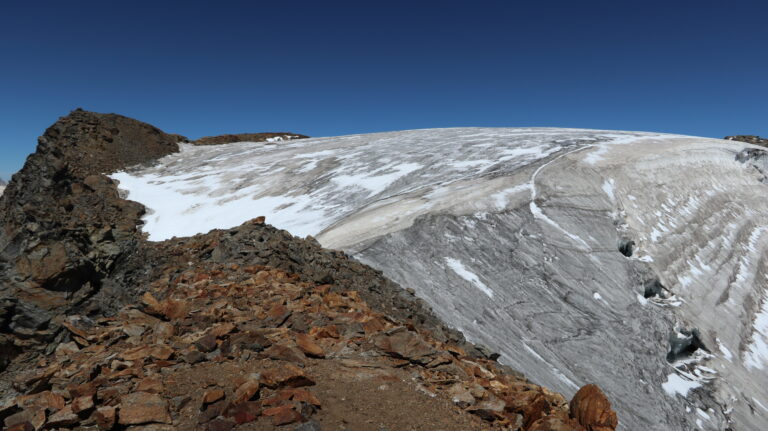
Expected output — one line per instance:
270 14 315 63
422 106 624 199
569 384 618 431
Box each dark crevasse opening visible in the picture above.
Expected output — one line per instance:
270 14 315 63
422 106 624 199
666 328 708 362
644 279 666 298
618 238 634 257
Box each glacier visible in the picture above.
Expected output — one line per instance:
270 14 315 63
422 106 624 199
111 128 768 430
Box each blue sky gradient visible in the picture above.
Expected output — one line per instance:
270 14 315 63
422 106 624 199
1 0 767 179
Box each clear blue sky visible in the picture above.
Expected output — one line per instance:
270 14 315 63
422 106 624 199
1 0 767 180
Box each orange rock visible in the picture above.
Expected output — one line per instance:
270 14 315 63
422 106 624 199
361 316 388 334
161 299 189 320
522 395 551 429
295 333 325 358
149 344 174 360
569 384 618 431
142 292 161 312
136 377 164 394
203 389 226 405
118 392 172 425
208 322 236 338
121 345 151 361
233 376 260 404
310 325 340 339
263 404 303 426
261 364 315 389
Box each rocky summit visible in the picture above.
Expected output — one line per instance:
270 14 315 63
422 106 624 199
0 110 616 430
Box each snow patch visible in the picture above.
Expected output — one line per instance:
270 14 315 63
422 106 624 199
662 373 701 397
444 257 493 298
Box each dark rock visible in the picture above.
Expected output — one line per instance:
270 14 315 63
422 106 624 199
666 328 708 362
194 333 218 353
725 135 768 147
185 350 207 364
192 133 308 146
0 109 185 363
206 418 235 431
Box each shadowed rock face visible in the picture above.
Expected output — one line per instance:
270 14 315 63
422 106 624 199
0 109 185 367
110 127 768 430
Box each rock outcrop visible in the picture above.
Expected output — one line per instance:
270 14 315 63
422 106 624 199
193 133 308 146
0 109 184 369
725 135 768 147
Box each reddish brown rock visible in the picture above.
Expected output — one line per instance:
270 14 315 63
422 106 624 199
198 400 228 424
118 392 172 425
263 343 306 364
569 384 618 431
6 422 34 431
208 323 236 338
295 333 325 358
15 390 65 411
203 388 226 405
233 375 261 404
263 404 303 426
195 333 218 353
225 401 261 424
206 418 235 431
263 388 321 407
4 408 45 430
149 345 174 360
72 394 95 413
261 364 315 388
48 405 80 427
135 377 164 394
94 405 117 430
160 299 189 320
372 328 437 364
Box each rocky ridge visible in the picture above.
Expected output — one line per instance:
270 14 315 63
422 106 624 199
725 135 768 147
0 110 618 430
193 133 308 146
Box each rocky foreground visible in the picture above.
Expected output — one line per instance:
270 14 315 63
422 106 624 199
0 110 617 430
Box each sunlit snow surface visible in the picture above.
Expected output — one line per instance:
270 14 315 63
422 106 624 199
112 128 768 431
112 128 659 242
